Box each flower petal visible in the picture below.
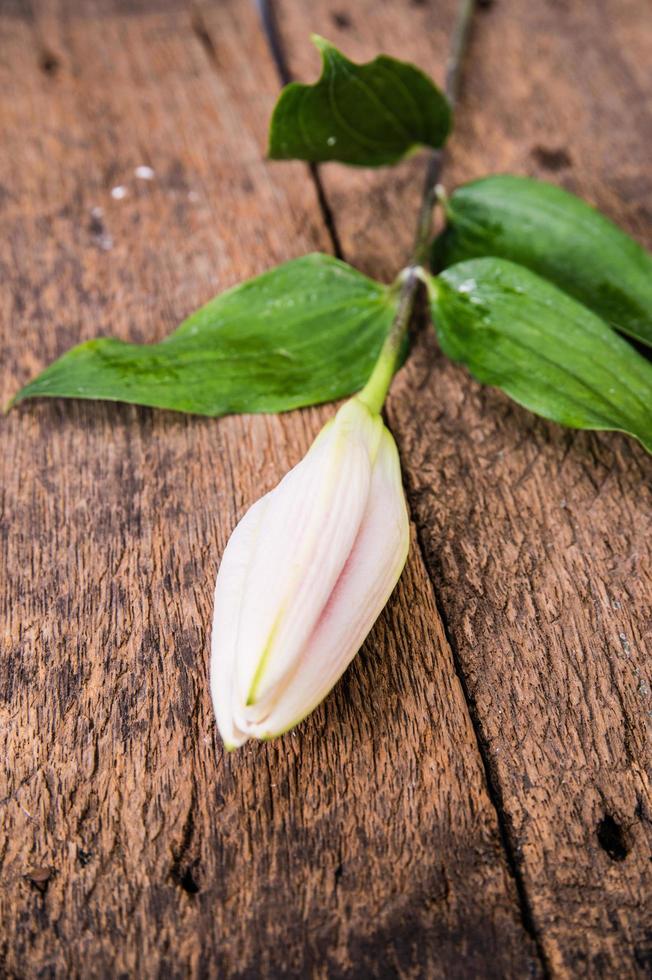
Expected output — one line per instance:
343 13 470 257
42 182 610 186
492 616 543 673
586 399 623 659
210 494 269 749
234 399 383 711
239 424 410 739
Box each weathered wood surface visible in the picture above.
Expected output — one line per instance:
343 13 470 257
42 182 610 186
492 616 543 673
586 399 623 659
0 0 538 977
0 1 649 979
278 0 652 976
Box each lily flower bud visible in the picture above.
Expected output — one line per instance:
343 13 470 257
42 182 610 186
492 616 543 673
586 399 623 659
210 394 410 748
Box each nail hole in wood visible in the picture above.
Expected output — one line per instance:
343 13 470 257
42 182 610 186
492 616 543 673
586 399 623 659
532 145 573 171
39 50 60 76
331 11 351 29
172 865 200 895
596 815 629 862
25 867 52 893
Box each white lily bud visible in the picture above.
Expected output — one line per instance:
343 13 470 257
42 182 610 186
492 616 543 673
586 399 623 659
210 395 410 748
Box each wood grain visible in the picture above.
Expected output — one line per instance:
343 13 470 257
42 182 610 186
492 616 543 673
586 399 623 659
0 1 540 977
277 0 652 976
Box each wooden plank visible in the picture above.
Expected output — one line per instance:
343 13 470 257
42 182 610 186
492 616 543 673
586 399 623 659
276 0 652 975
0 0 539 975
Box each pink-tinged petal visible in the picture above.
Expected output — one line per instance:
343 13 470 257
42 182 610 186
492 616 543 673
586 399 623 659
239 425 410 740
210 494 269 749
233 399 382 712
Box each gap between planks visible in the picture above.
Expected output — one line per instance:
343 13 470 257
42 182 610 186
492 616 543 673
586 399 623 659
193 0 344 258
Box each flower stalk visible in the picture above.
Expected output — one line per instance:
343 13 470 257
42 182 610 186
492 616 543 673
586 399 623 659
360 0 478 405
358 267 421 414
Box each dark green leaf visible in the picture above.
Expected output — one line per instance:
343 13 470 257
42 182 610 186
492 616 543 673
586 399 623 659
432 175 652 347
430 257 652 452
12 254 398 416
268 35 451 167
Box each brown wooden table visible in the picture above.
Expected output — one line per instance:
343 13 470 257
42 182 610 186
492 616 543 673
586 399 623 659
1 1 651 976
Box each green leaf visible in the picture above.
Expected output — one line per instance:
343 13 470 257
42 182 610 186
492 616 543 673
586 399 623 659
12 254 398 417
429 257 652 452
432 175 652 348
268 35 451 167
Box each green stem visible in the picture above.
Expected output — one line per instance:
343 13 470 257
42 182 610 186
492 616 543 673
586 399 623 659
413 0 476 266
359 0 478 414
358 269 419 414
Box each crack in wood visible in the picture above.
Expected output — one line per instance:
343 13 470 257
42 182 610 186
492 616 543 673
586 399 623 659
412 509 553 979
254 0 344 258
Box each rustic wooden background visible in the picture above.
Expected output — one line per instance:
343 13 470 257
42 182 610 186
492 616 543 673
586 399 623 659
1 0 651 976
